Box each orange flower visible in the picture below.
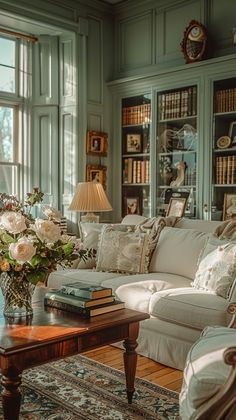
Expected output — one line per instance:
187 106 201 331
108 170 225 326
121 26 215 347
0 261 10 272
14 264 23 272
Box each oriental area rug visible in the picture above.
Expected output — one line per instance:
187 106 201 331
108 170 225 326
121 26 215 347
0 354 179 419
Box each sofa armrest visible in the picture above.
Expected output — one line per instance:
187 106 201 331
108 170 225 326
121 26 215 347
192 346 236 419
227 302 236 328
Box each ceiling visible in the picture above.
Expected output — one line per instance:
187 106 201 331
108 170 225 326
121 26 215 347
99 0 127 4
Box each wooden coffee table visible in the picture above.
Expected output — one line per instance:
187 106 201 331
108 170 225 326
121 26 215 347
0 287 149 420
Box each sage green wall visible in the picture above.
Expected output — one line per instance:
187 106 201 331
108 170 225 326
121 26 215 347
113 0 236 79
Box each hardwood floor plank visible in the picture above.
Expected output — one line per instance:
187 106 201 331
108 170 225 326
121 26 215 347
84 345 183 392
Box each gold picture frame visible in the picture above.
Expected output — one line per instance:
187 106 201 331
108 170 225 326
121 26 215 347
86 131 108 156
166 197 187 217
86 165 107 188
223 193 236 220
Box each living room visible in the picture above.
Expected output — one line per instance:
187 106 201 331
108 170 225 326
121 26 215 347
0 0 236 418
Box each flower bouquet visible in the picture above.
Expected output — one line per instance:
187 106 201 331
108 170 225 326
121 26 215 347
0 188 93 317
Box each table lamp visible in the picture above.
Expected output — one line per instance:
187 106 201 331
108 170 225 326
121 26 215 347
68 181 112 223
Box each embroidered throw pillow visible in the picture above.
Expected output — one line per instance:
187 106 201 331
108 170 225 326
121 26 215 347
192 243 236 298
76 223 134 269
96 225 151 274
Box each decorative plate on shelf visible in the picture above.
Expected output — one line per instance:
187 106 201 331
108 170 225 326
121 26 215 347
216 136 231 149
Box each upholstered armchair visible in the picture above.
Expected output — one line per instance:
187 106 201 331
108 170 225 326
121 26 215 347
180 302 236 420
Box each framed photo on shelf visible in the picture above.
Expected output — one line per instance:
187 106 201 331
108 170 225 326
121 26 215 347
228 122 236 147
86 131 108 156
126 134 141 153
86 165 107 188
166 197 187 217
223 193 236 220
125 196 141 215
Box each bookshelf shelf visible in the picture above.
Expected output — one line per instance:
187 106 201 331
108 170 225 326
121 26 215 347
156 84 198 218
121 93 151 218
211 76 236 221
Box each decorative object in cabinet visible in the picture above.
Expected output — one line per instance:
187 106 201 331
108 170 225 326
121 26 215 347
156 85 198 218
121 94 151 218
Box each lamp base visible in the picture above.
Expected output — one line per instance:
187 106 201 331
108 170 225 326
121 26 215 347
81 213 99 223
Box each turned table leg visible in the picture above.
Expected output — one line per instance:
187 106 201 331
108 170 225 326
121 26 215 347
123 322 139 404
1 373 22 420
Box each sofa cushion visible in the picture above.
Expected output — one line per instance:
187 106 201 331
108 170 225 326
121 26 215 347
96 225 151 274
192 242 236 298
175 218 221 233
47 268 123 289
149 227 209 280
101 273 191 313
149 288 229 330
179 326 236 420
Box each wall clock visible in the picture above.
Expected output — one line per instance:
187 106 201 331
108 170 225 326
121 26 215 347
181 20 207 64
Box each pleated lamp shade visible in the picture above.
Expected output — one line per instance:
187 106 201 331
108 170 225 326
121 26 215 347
68 182 112 222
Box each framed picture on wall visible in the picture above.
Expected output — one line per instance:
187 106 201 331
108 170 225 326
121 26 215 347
86 165 107 189
166 197 187 217
86 131 108 156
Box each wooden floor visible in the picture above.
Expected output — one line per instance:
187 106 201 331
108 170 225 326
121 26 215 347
83 345 183 392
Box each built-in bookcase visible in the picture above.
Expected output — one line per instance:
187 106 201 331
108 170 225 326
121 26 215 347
156 85 198 218
211 77 236 221
121 94 151 218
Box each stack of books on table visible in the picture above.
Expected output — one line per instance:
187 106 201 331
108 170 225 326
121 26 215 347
44 281 125 317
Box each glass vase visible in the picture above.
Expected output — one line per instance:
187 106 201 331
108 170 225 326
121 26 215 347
0 273 35 318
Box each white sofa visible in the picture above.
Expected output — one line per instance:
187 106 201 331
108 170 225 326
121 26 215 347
47 215 236 370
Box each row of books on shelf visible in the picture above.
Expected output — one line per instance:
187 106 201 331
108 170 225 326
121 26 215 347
158 86 197 121
215 155 236 184
123 158 150 184
122 103 151 126
214 88 236 113
44 281 125 317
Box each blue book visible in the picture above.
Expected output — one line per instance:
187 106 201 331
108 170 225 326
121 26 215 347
60 282 112 299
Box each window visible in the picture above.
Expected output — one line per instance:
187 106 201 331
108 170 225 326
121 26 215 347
0 36 20 196
0 105 18 194
0 37 16 93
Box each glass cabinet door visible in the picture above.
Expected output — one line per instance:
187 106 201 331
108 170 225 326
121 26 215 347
121 94 151 218
156 85 198 218
211 77 236 221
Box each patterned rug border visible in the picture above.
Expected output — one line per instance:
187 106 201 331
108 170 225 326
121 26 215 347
1 353 180 419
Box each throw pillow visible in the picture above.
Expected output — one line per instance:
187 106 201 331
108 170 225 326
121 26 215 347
192 243 236 298
96 225 151 274
76 223 107 269
76 223 134 269
149 227 209 280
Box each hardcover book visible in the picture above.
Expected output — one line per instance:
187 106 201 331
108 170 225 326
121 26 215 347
44 297 125 317
60 282 112 299
45 290 114 308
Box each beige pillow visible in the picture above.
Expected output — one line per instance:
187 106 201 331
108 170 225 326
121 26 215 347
96 225 151 274
75 223 106 269
149 227 209 280
192 243 236 298
76 223 134 269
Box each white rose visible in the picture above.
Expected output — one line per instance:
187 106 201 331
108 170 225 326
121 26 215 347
0 212 27 234
42 205 62 221
33 218 61 243
9 237 36 264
